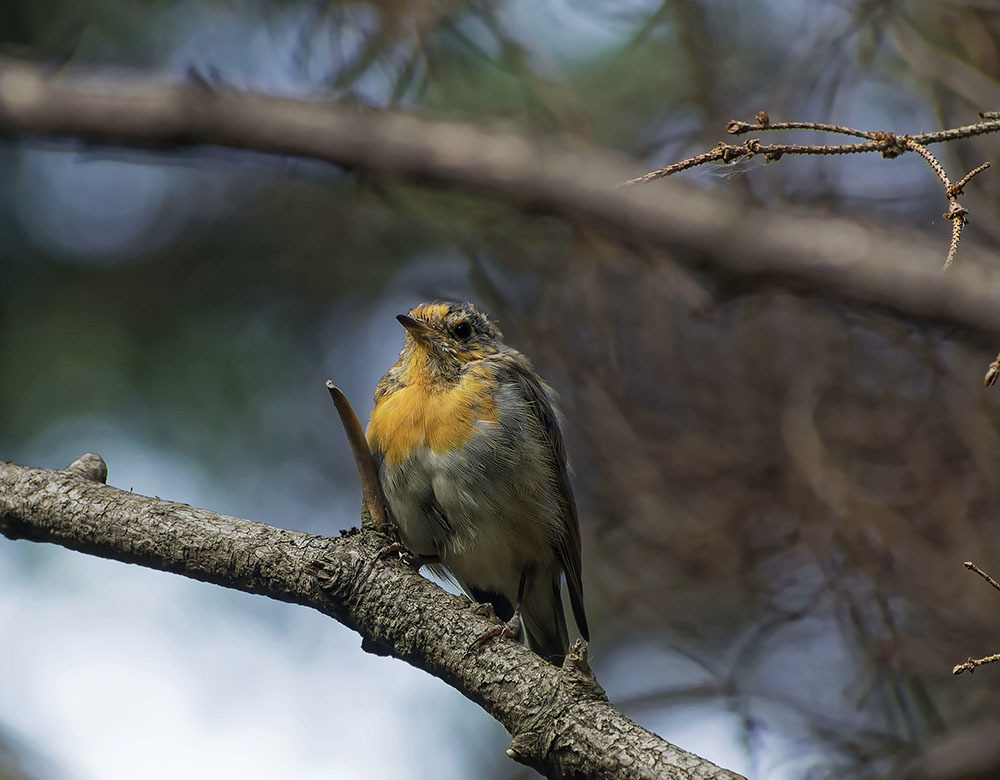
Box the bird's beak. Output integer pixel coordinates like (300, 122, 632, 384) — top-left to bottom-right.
(397, 314, 431, 338)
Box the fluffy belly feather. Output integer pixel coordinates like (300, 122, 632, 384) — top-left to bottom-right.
(380, 443, 552, 597)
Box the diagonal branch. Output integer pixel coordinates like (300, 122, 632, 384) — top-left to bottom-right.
(3, 58, 1000, 342)
(0, 456, 744, 780)
(963, 561, 1000, 593)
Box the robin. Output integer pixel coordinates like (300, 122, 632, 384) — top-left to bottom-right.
(367, 301, 589, 664)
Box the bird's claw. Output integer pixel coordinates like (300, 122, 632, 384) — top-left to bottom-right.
(469, 611, 521, 652)
(375, 543, 438, 569)
(468, 601, 498, 620)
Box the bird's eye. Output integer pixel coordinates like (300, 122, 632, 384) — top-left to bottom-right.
(453, 321, 472, 340)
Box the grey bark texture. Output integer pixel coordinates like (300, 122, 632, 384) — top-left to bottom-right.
(0, 456, 745, 780)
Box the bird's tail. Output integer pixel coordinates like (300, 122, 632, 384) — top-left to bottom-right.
(521, 575, 569, 666)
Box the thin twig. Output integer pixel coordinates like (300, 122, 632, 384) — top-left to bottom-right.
(953, 562, 1000, 675)
(903, 138, 951, 189)
(950, 162, 991, 197)
(898, 138, 971, 271)
(953, 653, 1000, 675)
(913, 120, 1000, 145)
(985, 353, 1000, 387)
(964, 561, 1000, 592)
(623, 139, 887, 186)
(623, 145, 735, 184)
(326, 381, 390, 531)
(944, 204, 967, 271)
(727, 118, 877, 140)
(722, 113, 994, 373)
(726, 117, 1000, 145)
(631, 114, 997, 312)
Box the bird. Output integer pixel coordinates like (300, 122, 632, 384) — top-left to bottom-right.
(366, 301, 588, 664)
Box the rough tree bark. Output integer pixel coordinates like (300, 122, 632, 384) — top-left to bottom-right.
(0, 456, 745, 780)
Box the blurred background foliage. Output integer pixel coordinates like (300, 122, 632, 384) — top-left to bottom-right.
(4, 0, 1000, 778)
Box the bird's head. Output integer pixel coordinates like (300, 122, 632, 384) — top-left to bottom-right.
(395, 302, 503, 383)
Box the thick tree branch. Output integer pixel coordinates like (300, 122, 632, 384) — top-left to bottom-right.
(0, 457, 744, 780)
(3, 56, 1000, 338)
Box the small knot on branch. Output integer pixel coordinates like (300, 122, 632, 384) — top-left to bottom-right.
(727, 112, 772, 135)
(716, 141, 744, 162)
(943, 202, 969, 225)
(872, 131, 905, 158)
(506, 732, 540, 767)
(64, 453, 108, 484)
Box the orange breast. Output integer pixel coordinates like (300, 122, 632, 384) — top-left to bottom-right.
(368, 365, 499, 466)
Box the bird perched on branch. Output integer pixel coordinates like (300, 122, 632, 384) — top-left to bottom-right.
(367, 301, 588, 664)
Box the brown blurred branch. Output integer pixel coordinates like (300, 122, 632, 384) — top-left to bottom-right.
(953, 562, 1000, 676)
(3, 57, 1000, 340)
(0, 457, 744, 780)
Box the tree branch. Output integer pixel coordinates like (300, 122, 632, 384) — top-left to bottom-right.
(0, 456, 744, 780)
(325, 381, 390, 532)
(3, 56, 1000, 339)
(953, 562, 1000, 676)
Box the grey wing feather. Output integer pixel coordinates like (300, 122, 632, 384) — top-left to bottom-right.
(506, 357, 590, 641)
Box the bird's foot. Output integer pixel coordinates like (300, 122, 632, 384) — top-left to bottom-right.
(375, 543, 439, 569)
(467, 600, 497, 619)
(469, 606, 521, 651)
